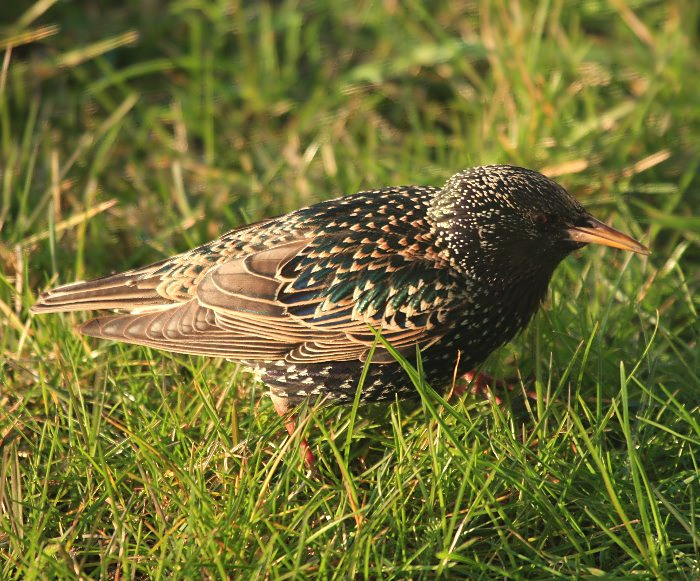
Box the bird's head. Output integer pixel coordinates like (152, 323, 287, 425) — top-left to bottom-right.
(428, 165, 649, 285)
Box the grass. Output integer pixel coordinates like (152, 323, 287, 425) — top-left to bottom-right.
(1, 0, 699, 577)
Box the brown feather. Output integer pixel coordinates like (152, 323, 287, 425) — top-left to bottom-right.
(32, 196, 462, 367)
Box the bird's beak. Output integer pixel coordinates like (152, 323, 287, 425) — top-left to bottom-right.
(566, 216, 650, 255)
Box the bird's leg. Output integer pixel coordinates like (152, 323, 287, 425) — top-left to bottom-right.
(270, 394, 316, 468)
(451, 370, 512, 405)
(452, 370, 540, 405)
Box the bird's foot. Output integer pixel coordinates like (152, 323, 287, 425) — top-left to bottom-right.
(282, 415, 317, 468)
(450, 370, 513, 405)
(270, 394, 317, 468)
(451, 370, 541, 405)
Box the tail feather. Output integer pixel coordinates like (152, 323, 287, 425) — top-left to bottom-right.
(78, 302, 290, 359)
(31, 263, 170, 314)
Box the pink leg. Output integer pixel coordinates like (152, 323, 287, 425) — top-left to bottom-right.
(451, 370, 540, 404)
(450, 370, 513, 405)
(270, 394, 316, 468)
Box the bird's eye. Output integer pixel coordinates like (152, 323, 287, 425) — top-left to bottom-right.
(533, 213, 551, 227)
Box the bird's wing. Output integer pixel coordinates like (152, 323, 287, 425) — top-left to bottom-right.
(55, 229, 465, 364)
(29, 215, 282, 312)
(32, 187, 466, 364)
(268, 229, 466, 363)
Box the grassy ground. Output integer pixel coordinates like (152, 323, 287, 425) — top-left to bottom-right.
(1, 0, 699, 578)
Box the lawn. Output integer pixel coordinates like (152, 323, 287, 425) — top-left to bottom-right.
(1, 0, 699, 578)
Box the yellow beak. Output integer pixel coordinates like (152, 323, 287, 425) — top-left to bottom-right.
(566, 216, 650, 255)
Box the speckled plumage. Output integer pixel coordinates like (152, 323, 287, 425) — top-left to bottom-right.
(31, 165, 648, 405)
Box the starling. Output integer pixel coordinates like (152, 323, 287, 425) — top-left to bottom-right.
(31, 165, 648, 461)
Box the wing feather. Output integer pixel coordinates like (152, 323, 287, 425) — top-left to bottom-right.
(34, 188, 467, 365)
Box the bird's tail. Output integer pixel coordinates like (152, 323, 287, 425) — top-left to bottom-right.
(31, 260, 171, 314)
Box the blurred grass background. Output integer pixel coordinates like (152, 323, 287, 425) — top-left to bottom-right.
(1, 0, 699, 578)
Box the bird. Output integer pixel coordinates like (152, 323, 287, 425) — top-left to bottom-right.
(31, 165, 649, 464)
